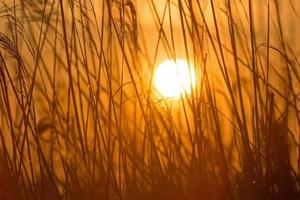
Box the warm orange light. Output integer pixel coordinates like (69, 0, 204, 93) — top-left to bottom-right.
(154, 59, 195, 98)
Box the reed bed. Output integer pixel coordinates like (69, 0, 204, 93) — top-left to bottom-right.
(0, 0, 299, 199)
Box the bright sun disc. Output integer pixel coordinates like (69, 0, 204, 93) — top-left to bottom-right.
(154, 59, 195, 98)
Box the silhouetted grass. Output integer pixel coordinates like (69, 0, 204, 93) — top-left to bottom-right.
(0, 0, 299, 199)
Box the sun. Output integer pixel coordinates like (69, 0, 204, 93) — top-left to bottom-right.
(154, 59, 196, 99)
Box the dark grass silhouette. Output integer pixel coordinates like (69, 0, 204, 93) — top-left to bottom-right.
(0, 0, 299, 199)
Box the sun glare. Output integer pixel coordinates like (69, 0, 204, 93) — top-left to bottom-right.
(154, 59, 196, 99)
